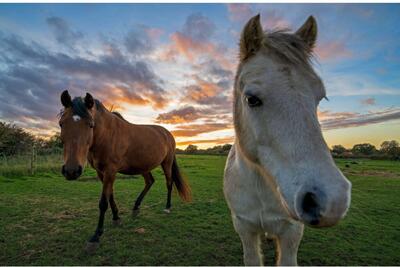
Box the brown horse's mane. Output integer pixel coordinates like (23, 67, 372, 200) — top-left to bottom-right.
(112, 111, 129, 122)
(59, 97, 128, 122)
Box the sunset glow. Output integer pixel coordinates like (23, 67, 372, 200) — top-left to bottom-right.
(0, 4, 399, 149)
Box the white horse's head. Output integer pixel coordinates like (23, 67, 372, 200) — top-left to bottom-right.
(234, 15, 351, 227)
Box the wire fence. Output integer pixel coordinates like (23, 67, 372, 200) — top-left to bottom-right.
(0, 147, 63, 177)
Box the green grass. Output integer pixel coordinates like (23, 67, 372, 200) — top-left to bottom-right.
(0, 155, 399, 265)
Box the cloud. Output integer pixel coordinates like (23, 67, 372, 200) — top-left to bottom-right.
(320, 108, 400, 130)
(172, 123, 231, 137)
(315, 40, 352, 61)
(260, 10, 291, 30)
(193, 59, 234, 85)
(153, 13, 236, 139)
(318, 110, 359, 121)
(46, 16, 83, 50)
(361, 97, 376, 106)
(181, 76, 230, 108)
(0, 30, 169, 136)
(124, 25, 157, 55)
(155, 106, 202, 124)
(227, 4, 253, 22)
(182, 13, 215, 42)
(168, 32, 234, 69)
(158, 13, 235, 71)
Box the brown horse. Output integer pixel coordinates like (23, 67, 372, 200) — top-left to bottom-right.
(59, 90, 191, 251)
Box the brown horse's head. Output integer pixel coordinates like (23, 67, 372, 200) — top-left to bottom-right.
(59, 90, 96, 180)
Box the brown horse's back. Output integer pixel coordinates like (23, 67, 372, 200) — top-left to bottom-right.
(117, 122, 175, 175)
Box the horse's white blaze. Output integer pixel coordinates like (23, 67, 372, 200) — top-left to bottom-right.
(224, 15, 351, 266)
(72, 115, 81, 122)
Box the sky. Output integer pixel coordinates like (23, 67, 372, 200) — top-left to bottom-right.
(0, 3, 399, 149)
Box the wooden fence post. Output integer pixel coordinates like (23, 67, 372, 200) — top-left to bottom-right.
(30, 145, 36, 175)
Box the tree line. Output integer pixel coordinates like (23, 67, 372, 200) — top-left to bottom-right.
(179, 142, 400, 160)
(0, 122, 62, 156)
(1, 122, 399, 160)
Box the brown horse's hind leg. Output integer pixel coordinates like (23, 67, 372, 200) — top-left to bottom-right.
(161, 159, 174, 213)
(132, 172, 155, 216)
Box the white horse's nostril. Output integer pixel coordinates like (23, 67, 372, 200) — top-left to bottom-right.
(301, 192, 321, 225)
(302, 192, 319, 213)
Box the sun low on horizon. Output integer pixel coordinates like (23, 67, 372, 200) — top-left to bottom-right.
(0, 3, 399, 149)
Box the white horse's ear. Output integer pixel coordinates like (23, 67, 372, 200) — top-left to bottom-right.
(240, 14, 263, 61)
(295, 16, 318, 49)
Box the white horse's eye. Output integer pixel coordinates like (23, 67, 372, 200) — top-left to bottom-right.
(245, 94, 263, 107)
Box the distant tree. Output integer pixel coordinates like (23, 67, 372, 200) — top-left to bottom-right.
(185, 144, 198, 154)
(0, 122, 35, 156)
(351, 143, 377, 156)
(380, 140, 400, 160)
(46, 133, 63, 149)
(332, 145, 347, 155)
(222, 144, 233, 153)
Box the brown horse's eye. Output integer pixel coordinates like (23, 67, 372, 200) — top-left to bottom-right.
(245, 94, 262, 107)
(59, 122, 63, 128)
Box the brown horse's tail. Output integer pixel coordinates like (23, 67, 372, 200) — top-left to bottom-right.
(171, 156, 192, 202)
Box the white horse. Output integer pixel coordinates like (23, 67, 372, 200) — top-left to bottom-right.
(224, 15, 351, 266)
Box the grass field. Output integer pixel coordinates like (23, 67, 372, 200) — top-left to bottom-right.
(0, 155, 399, 265)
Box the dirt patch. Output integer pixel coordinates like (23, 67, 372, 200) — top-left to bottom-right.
(53, 210, 78, 220)
(134, 227, 146, 234)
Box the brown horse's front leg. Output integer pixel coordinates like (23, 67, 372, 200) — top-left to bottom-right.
(109, 194, 121, 226)
(86, 180, 113, 253)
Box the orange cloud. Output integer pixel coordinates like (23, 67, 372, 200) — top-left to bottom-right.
(155, 106, 202, 124)
(180, 76, 230, 108)
(318, 110, 359, 120)
(98, 84, 168, 110)
(162, 32, 235, 71)
(184, 77, 220, 100)
(172, 123, 231, 137)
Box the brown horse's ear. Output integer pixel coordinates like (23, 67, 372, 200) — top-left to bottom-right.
(295, 16, 318, 49)
(239, 14, 263, 61)
(85, 93, 94, 109)
(61, 90, 72, 108)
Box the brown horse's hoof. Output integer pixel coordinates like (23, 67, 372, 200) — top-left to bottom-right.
(163, 208, 171, 214)
(85, 241, 99, 254)
(132, 209, 140, 217)
(112, 218, 122, 226)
